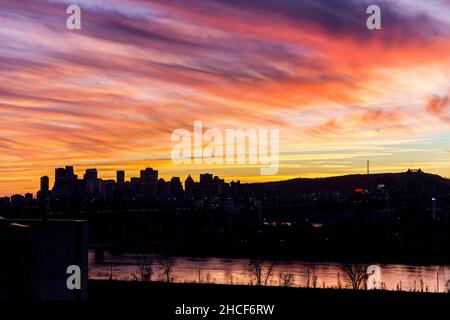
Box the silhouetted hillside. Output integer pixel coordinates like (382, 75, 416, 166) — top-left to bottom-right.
(246, 170, 450, 198)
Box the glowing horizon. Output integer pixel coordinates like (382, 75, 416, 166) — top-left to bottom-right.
(0, 0, 449, 196)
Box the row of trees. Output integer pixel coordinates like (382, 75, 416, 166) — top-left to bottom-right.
(130, 258, 371, 290)
(247, 260, 369, 289)
(132, 257, 175, 282)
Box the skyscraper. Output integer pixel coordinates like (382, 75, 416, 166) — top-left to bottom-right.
(65, 166, 75, 177)
(38, 175, 49, 200)
(170, 177, 183, 198)
(185, 175, 195, 196)
(53, 166, 77, 199)
(83, 169, 98, 182)
(40, 176, 49, 194)
(199, 173, 214, 195)
(84, 169, 98, 195)
(140, 167, 158, 199)
(54, 168, 66, 185)
(116, 170, 125, 185)
(140, 167, 158, 185)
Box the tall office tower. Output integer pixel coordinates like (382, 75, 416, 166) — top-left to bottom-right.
(140, 167, 158, 198)
(185, 175, 195, 196)
(140, 167, 158, 185)
(54, 168, 66, 185)
(65, 166, 75, 177)
(83, 169, 99, 195)
(53, 167, 77, 199)
(213, 176, 225, 194)
(157, 178, 167, 198)
(199, 173, 213, 184)
(40, 176, 49, 194)
(37, 175, 50, 201)
(116, 170, 125, 185)
(199, 173, 214, 195)
(83, 169, 98, 182)
(170, 177, 183, 198)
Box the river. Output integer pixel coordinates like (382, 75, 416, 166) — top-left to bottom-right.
(88, 250, 450, 293)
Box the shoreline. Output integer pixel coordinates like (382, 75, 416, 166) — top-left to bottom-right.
(94, 244, 450, 266)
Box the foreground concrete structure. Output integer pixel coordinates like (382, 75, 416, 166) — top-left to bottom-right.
(0, 219, 88, 300)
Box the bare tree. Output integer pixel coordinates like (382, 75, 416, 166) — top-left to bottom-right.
(247, 259, 275, 286)
(341, 264, 368, 290)
(226, 273, 235, 285)
(204, 272, 216, 284)
(312, 274, 318, 288)
(337, 272, 343, 289)
(248, 260, 263, 285)
(132, 257, 153, 281)
(159, 257, 176, 282)
(278, 272, 295, 287)
(305, 268, 310, 288)
(197, 270, 215, 284)
(108, 264, 115, 280)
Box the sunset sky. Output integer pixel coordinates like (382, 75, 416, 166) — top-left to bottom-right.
(0, 0, 449, 196)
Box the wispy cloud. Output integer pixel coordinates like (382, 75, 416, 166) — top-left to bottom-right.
(0, 0, 449, 194)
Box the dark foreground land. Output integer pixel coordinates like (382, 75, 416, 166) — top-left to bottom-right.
(6, 280, 449, 319)
(86, 280, 450, 319)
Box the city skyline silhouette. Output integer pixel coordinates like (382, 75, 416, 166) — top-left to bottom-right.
(0, 0, 449, 196)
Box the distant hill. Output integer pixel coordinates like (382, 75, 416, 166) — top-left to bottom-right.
(246, 170, 450, 198)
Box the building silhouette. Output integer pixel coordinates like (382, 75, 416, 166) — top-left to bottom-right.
(37, 176, 49, 200)
(116, 170, 125, 185)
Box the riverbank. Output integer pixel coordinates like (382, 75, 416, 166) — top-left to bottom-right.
(88, 280, 450, 318)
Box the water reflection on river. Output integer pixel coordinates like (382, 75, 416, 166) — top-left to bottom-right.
(88, 251, 450, 293)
